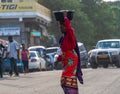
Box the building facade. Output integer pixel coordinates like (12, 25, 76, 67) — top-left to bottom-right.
(0, 0, 51, 47)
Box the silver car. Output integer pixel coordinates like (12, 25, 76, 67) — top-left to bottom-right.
(78, 42, 89, 68)
(45, 47, 60, 70)
(89, 39, 120, 68)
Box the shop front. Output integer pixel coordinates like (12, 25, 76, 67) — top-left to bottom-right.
(0, 1, 51, 47)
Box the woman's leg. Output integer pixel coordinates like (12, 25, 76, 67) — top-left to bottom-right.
(23, 61, 29, 73)
(62, 86, 79, 94)
(25, 61, 29, 73)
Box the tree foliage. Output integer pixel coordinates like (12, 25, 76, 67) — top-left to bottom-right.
(38, 0, 119, 50)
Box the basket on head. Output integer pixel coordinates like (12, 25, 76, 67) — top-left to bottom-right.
(53, 10, 74, 21)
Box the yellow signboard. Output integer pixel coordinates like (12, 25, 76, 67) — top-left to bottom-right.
(0, 2, 36, 12)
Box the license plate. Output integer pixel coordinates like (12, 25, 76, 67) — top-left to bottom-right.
(98, 56, 108, 58)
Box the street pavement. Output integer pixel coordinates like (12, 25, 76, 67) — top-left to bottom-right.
(0, 68, 120, 94)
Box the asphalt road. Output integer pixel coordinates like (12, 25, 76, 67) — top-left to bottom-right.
(0, 68, 120, 94)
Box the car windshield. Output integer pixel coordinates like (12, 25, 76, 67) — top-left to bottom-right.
(45, 48, 58, 54)
(56, 48, 61, 54)
(29, 48, 45, 57)
(96, 41, 120, 49)
(79, 45, 86, 52)
(30, 52, 36, 57)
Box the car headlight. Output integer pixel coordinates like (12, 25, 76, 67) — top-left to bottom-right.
(111, 51, 119, 55)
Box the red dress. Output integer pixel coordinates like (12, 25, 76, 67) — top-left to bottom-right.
(57, 17, 78, 89)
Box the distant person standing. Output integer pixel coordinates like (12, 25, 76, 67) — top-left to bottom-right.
(0, 43, 5, 78)
(21, 43, 29, 74)
(7, 36, 20, 77)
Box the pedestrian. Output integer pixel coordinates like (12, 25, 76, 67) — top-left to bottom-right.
(21, 43, 29, 74)
(0, 43, 5, 78)
(54, 10, 83, 94)
(7, 36, 20, 77)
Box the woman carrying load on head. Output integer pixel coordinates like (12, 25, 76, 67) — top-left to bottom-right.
(54, 10, 84, 94)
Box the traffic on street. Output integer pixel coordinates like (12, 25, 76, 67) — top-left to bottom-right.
(0, 0, 120, 94)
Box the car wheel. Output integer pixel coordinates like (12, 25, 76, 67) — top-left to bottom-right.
(39, 63, 42, 71)
(55, 62, 62, 70)
(115, 61, 120, 68)
(46, 62, 50, 70)
(90, 61, 98, 69)
(84, 62, 89, 68)
(45, 62, 48, 71)
(115, 56, 120, 68)
(102, 63, 108, 68)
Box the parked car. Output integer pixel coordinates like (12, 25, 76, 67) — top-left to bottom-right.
(29, 51, 46, 71)
(45, 47, 60, 70)
(54, 48, 62, 62)
(54, 42, 89, 69)
(28, 46, 45, 58)
(89, 39, 120, 68)
(78, 42, 89, 68)
(54, 48, 63, 70)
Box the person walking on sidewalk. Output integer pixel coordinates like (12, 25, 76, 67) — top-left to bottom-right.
(21, 43, 29, 74)
(0, 43, 5, 78)
(7, 36, 20, 77)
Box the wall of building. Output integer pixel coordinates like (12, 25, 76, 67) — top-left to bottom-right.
(15, 0, 37, 2)
(0, 0, 51, 47)
(0, 0, 37, 2)
(23, 0, 37, 2)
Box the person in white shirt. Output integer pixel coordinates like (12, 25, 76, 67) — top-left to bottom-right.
(7, 36, 20, 77)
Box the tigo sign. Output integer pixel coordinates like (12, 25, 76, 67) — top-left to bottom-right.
(0, 2, 36, 12)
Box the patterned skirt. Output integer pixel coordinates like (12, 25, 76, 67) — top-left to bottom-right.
(61, 76, 79, 94)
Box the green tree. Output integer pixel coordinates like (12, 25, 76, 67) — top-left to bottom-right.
(38, 0, 116, 50)
(81, 0, 115, 40)
(38, 0, 95, 49)
(110, 5, 120, 37)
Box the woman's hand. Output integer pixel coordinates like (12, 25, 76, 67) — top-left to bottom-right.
(60, 10, 68, 17)
(63, 11, 67, 17)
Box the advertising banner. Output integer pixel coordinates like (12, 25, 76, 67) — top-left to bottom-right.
(30, 31, 41, 37)
(0, 2, 36, 12)
(0, 27, 20, 36)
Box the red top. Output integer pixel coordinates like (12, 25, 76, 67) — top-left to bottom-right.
(61, 17, 76, 52)
(21, 50, 28, 61)
(57, 17, 78, 77)
(57, 17, 76, 61)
